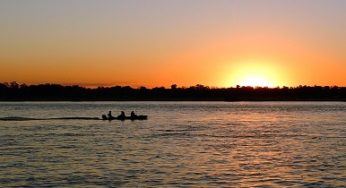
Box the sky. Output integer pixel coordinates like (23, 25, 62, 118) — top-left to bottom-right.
(0, 0, 345, 88)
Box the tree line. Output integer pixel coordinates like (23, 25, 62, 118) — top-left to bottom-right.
(0, 82, 345, 101)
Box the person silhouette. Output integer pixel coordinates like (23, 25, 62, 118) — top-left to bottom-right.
(107, 111, 114, 119)
(130, 111, 137, 118)
(118, 111, 126, 119)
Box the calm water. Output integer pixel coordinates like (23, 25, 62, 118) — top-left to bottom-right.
(0, 102, 345, 187)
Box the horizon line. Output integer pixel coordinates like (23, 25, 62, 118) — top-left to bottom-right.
(2, 81, 346, 89)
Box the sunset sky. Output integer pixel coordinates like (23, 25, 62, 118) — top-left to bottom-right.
(1, 0, 345, 88)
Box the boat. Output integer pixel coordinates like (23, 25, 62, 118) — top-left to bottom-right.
(102, 114, 148, 121)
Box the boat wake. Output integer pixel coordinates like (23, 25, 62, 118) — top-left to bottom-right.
(0, 116, 101, 121)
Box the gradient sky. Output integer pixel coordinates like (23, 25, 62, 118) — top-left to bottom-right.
(1, 0, 345, 87)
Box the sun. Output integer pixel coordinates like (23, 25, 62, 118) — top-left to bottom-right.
(239, 75, 273, 87)
(223, 59, 285, 88)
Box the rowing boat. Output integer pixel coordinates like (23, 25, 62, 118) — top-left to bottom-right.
(102, 115, 148, 121)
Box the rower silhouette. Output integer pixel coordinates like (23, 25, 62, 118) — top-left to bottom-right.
(131, 111, 137, 118)
(108, 111, 114, 119)
(118, 111, 126, 119)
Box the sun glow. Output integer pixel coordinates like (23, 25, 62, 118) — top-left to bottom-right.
(224, 59, 286, 88)
(239, 75, 274, 87)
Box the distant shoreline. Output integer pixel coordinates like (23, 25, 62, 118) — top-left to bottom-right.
(0, 100, 345, 102)
(1, 83, 345, 102)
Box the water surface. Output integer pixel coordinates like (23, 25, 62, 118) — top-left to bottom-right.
(0, 102, 345, 187)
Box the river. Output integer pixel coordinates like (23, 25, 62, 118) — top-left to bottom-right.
(0, 102, 345, 187)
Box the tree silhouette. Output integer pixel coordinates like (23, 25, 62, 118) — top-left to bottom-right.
(0, 82, 345, 101)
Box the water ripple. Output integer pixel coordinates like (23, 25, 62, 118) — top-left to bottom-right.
(0, 102, 345, 187)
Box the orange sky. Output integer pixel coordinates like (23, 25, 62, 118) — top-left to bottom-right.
(1, 1, 345, 88)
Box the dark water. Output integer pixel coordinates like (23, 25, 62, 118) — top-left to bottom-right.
(0, 102, 345, 187)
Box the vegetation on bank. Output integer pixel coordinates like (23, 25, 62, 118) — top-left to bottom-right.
(0, 82, 345, 101)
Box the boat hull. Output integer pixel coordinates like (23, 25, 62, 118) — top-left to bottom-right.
(102, 115, 148, 121)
